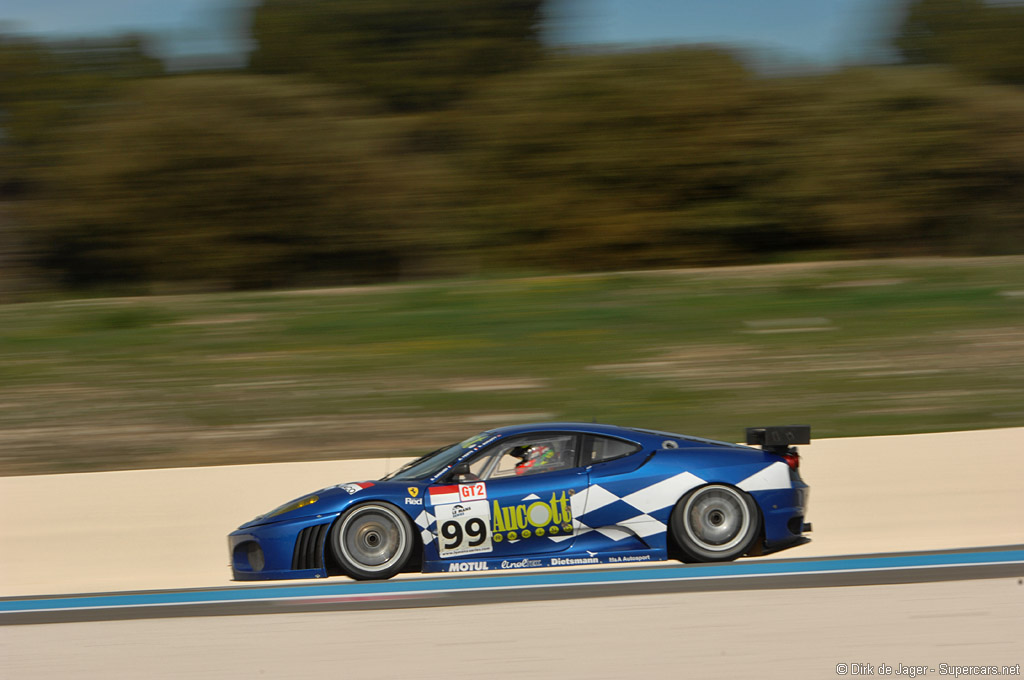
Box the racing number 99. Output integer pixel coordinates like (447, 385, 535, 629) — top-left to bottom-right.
(441, 518, 487, 550)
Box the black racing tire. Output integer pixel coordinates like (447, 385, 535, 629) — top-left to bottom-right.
(330, 502, 415, 580)
(670, 484, 760, 563)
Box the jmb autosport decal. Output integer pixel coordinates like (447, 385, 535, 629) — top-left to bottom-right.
(432, 489, 574, 558)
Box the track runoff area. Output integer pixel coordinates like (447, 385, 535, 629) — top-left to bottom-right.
(2, 544, 1021, 625)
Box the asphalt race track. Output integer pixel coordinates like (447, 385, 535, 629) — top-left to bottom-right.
(2, 429, 1023, 679)
(2, 545, 1022, 625)
(3, 571, 1021, 680)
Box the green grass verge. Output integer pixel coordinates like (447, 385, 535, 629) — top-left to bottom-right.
(2, 257, 1023, 475)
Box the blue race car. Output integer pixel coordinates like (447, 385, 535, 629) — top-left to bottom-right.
(228, 423, 811, 581)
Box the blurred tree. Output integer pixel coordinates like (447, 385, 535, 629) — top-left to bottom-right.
(762, 67, 1024, 256)
(248, 0, 544, 111)
(23, 75, 461, 290)
(895, 0, 1024, 85)
(0, 33, 163, 294)
(428, 47, 808, 270)
(9, 20, 1024, 294)
(425, 48, 1024, 270)
(0, 33, 161, 150)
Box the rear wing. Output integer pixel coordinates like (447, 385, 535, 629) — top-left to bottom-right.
(745, 425, 811, 454)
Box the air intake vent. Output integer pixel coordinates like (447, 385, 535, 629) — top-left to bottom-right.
(292, 523, 330, 571)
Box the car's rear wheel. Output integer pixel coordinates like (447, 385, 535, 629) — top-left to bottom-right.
(330, 502, 415, 580)
(670, 484, 760, 562)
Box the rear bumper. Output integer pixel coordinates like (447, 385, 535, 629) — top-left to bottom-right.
(752, 482, 810, 551)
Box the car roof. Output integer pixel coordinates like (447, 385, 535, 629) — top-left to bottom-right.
(485, 422, 747, 450)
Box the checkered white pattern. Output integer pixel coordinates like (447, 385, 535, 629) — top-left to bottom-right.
(414, 509, 435, 545)
(570, 471, 706, 543)
(569, 465, 792, 544)
(736, 462, 791, 492)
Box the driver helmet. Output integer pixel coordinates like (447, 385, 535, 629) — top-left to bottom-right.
(515, 443, 557, 475)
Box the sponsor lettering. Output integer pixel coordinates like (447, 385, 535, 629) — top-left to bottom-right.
(450, 504, 468, 518)
(500, 559, 543, 569)
(491, 491, 572, 538)
(405, 497, 423, 506)
(608, 555, 652, 563)
(550, 557, 599, 566)
(447, 561, 489, 572)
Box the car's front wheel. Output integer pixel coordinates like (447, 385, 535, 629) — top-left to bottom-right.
(330, 502, 415, 580)
(670, 484, 760, 562)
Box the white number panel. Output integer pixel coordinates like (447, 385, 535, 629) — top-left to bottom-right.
(434, 500, 492, 558)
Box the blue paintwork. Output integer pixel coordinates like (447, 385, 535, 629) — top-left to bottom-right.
(227, 422, 810, 581)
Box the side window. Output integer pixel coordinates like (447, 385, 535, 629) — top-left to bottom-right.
(585, 435, 641, 464)
(482, 434, 578, 480)
(466, 451, 493, 480)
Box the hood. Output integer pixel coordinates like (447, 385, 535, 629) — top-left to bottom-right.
(236, 479, 425, 529)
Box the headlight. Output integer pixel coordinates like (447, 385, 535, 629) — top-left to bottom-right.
(264, 494, 319, 519)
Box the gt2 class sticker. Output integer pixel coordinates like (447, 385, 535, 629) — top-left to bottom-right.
(434, 500, 493, 558)
(428, 483, 487, 506)
(459, 482, 487, 502)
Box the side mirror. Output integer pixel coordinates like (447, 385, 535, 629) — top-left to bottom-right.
(450, 463, 472, 483)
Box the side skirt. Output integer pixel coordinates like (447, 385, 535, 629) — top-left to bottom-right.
(425, 548, 666, 574)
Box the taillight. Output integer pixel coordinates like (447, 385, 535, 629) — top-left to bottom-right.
(782, 452, 800, 470)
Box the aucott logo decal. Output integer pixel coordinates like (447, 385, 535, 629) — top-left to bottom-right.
(491, 491, 572, 542)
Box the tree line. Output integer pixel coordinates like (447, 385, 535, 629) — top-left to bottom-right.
(1, 0, 1023, 293)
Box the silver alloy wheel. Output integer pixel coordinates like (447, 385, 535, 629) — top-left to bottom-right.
(337, 504, 408, 573)
(682, 485, 751, 553)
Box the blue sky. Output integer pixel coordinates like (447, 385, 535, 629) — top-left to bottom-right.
(0, 0, 896, 65)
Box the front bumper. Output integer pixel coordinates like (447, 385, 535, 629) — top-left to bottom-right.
(229, 514, 338, 581)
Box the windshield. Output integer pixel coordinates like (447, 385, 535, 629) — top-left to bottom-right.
(382, 431, 497, 482)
